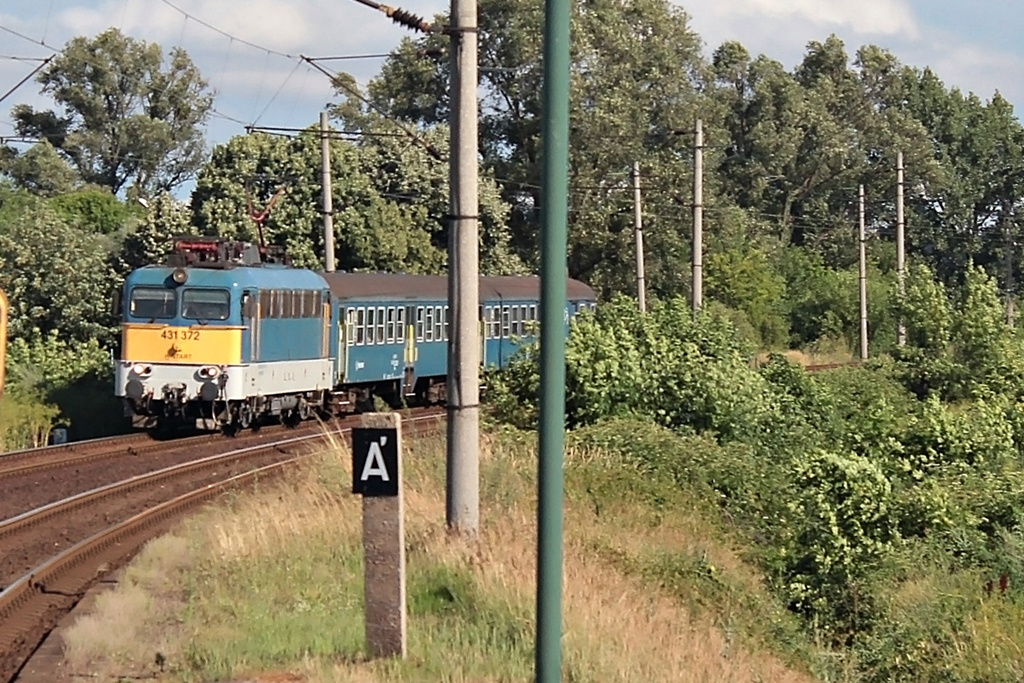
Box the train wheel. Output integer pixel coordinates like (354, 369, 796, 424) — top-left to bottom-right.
(297, 398, 312, 421)
(236, 402, 253, 430)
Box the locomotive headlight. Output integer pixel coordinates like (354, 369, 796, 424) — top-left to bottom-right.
(198, 365, 220, 379)
(171, 268, 188, 285)
(131, 364, 153, 377)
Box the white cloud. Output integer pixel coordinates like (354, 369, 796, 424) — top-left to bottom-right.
(718, 0, 919, 38)
(684, 0, 920, 66)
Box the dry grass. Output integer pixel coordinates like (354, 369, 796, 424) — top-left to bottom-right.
(62, 534, 192, 679)
(62, 424, 817, 682)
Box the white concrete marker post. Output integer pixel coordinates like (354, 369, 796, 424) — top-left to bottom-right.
(352, 412, 406, 658)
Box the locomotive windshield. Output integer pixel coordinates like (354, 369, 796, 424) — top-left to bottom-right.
(182, 288, 231, 321)
(129, 287, 176, 319)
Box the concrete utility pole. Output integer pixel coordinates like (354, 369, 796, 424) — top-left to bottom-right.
(859, 184, 869, 360)
(320, 111, 336, 272)
(632, 161, 647, 313)
(896, 150, 906, 346)
(692, 118, 703, 314)
(1005, 204, 1016, 326)
(446, 0, 480, 534)
(0, 289, 8, 399)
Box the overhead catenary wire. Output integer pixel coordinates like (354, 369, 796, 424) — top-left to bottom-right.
(301, 55, 444, 162)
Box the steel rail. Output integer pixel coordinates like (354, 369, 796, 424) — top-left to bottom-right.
(0, 432, 220, 481)
(0, 411, 445, 682)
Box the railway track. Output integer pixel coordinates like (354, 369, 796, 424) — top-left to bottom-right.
(0, 431, 217, 484)
(0, 409, 444, 683)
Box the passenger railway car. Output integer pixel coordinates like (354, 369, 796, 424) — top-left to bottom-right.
(115, 237, 596, 432)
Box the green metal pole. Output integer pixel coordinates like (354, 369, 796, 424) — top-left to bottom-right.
(537, 0, 570, 676)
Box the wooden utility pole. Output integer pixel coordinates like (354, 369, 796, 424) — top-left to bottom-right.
(859, 184, 869, 360)
(632, 161, 647, 313)
(896, 150, 906, 346)
(692, 118, 703, 314)
(320, 111, 336, 272)
(447, 0, 480, 534)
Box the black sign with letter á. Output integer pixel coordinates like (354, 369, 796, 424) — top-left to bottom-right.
(352, 427, 399, 496)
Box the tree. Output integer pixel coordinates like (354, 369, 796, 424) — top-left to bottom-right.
(11, 28, 213, 196)
(711, 37, 936, 264)
(360, 0, 708, 297)
(0, 190, 118, 344)
(0, 140, 79, 196)
(191, 126, 523, 274)
(114, 191, 191, 275)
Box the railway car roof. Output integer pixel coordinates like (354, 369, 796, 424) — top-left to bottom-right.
(319, 272, 595, 302)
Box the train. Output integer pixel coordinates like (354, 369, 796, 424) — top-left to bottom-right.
(114, 236, 597, 432)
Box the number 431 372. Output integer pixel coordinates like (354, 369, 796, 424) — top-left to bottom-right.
(161, 329, 200, 341)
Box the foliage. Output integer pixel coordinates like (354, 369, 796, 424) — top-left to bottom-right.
(705, 246, 789, 347)
(0, 389, 61, 451)
(6, 331, 112, 395)
(0, 191, 119, 344)
(362, 0, 707, 296)
(0, 139, 79, 196)
(892, 263, 1024, 399)
(191, 127, 523, 274)
(11, 27, 213, 195)
(50, 188, 137, 235)
(113, 191, 190, 275)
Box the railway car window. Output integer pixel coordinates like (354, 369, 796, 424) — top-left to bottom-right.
(283, 290, 294, 318)
(260, 291, 270, 318)
(268, 290, 277, 318)
(425, 307, 434, 342)
(182, 289, 230, 321)
(489, 307, 500, 339)
(386, 307, 396, 343)
(366, 307, 377, 345)
(441, 306, 448, 341)
(376, 307, 386, 344)
(397, 307, 406, 343)
(346, 308, 356, 346)
(434, 306, 444, 342)
(356, 308, 366, 345)
(501, 306, 511, 338)
(129, 287, 176, 319)
(416, 307, 425, 341)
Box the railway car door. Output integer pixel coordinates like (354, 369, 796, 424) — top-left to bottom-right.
(403, 304, 417, 395)
(340, 307, 352, 381)
(243, 290, 259, 361)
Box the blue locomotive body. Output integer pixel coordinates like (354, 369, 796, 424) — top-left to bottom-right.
(115, 238, 596, 431)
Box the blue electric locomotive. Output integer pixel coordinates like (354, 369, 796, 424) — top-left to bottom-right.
(115, 237, 596, 431)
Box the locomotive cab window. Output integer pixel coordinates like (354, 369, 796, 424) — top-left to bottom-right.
(129, 287, 176, 319)
(182, 289, 230, 321)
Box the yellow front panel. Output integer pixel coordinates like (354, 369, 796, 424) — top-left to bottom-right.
(122, 324, 244, 365)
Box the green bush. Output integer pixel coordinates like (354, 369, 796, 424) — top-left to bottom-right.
(0, 389, 61, 451)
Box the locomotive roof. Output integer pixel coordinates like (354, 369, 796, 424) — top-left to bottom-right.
(126, 264, 330, 290)
(319, 272, 595, 302)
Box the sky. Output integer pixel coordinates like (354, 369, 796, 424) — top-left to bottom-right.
(0, 0, 1023, 154)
